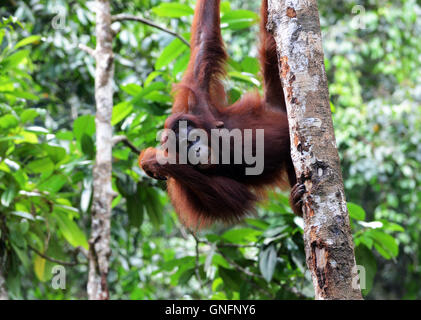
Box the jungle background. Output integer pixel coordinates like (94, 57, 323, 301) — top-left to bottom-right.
(0, 0, 420, 299)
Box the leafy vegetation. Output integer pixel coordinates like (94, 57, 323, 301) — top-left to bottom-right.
(0, 0, 419, 299)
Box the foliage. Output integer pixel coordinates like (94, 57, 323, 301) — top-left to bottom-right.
(0, 0, 418, 300)
(0, 17, 89, 298)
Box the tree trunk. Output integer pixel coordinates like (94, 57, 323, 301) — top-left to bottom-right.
(267, 0, 362, 299)
(0, 267, 8, 300)
(87, 0, 114, 300)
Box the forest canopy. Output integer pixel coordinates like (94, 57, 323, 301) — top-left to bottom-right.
(0, 0, 420, 300)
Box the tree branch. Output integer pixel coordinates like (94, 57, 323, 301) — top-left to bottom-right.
(29, 245, 83, 267)
(218, 250, 264, 279)
(191, 233, 203, 286)
(112, 135, 141, 154)
(76, 246, 89, 259)
(78, 44, 96, 57)
(112, 14, 190, 47)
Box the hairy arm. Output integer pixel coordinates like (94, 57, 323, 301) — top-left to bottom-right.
(173, 0, 228, 115)
(259, 0, 286, 110)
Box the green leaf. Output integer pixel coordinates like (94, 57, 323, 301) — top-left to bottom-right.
(0, 29, 5, 47)
(26, 157, 54, 174)
(212, 254, 230, 268)
(359, 233, 374, 249)
(206, 234, 222, 243)
(2, 49, 30, 69)
(0, 114, 19, 130)
(112, 101, 133, 126)
(240, 281, 251, 299)
(54, 210, 89, 250)
(33, 255, 48, 282)
(155, 38, 188, 70)
(379, 220, 405, 232)
(139, 82, 167, 99)
(347, 202, 366, 220)
(221, 10, 258, 30)
(15, 131, 38, 144)
(56, 130, 74, 141)
(9, 229, 26, 248)
(3, 90, 39, 100)
(73, 115, 95, 141)
(152, 3, 194, 18)
(228, 71, 259, 86)
(241, 57, 259, 75)
(81, 134, 95, 159)
(14, 35, 41, 50)
(126, 194, 144, 228)
(121, 84, 142, 96)
(43, 144, 66, 164)
(26, 126, 49, 134)
(0, 141, 9, 158)
(218, 267, 241, 291)
(116, 175, 137, 197)
(144, 91, 171, 103)
(10, 211, 35, 220)
(161, 256, 195, 271)
(38, 174, 67, 193)
(368, 230, 399, 258)
(19, 219, 29, 234)
(222, 227, 261, 243)
(245, 218, 269, 230)
(355, 245, 377, 295)
(263, 225, 289, 238)
(178, 268, 195, 285)
(20, 109, 39, 123)
(259, 244, 277, 282)
(228, 88, 241, 104)
(227, 58, 242, 71)
(220, 1, 231, 13)
(143, 187, 163, 228)
(130, 82, 167, 109)
(173, 51, 190, 76)
(374, 242, 391, 259)
(1, 184, 16, 207)
(330, 101, 336, 113)
(11, 243, 30, 269)
(144, 71, 162, 86)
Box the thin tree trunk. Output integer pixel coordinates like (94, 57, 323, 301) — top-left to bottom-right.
(267, 0, 362, 299)
(0, 221, 8, 300)
(87, 0, 114, 300)
(0, 267, 8, 300)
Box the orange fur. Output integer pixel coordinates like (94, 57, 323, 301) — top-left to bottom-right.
(139, 0, 302, 229)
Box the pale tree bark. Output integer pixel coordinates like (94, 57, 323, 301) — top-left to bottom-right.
(1, 222, 8, 300)
(267, 0, 362, 299)
(84, 0, 115, 300)
(0, 268, 8, 300)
